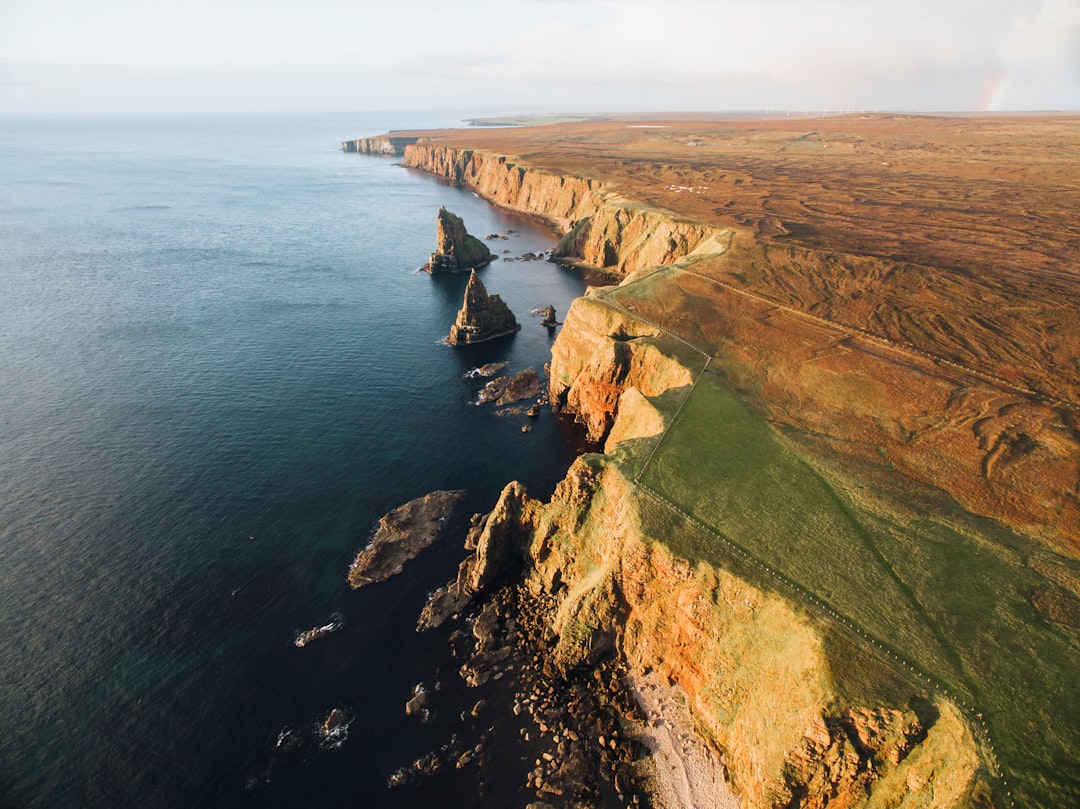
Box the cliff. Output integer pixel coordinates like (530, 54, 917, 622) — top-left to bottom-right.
(541, 259, 1078, 808)
(425, 207, 493, 274)
(404, 137, 1079, 557)
(447, 270, 520, 346)
(400, 128, 1080, 807)
(451, 462, 990, 809)
(403, 143, 731, 275)
(342, 135, 421, 155)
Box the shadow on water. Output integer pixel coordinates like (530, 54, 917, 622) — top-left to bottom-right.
(0, 115, 605, 809)
(133, 563, 311, 653)
(85, 502, 554, 809)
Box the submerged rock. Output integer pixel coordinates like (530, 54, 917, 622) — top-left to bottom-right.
(447, 270, 521, 346)
(347, 490, 464, 589)
(321, 708, 347, 734)
(318, 707, 353, 749)
(294, 612, 345, 648)
(425, 207, 493, 274)
(464, 361, 509, 379)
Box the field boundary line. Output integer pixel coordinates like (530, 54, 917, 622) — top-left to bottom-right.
(670, 261, 1076, 412)
(632, 480, 1011, 804)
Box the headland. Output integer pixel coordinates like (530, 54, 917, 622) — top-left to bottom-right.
(349, 113, 1080, 808)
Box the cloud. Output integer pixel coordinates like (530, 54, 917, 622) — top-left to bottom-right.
(405, 0, 1078, 109)
(1002, 0, 1080, 68)
(1, 0, 1077, 112)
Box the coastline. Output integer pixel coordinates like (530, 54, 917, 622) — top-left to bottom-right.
(346, 116, 1080, 808)
(0, 114, 607, 809)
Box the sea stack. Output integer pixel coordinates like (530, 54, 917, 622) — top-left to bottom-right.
(425, 207, 493, 273)
(447, 270, 520, 346)
(536, 304, 558, 327)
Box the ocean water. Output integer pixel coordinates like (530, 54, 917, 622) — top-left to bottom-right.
(0, 114, 595, 808)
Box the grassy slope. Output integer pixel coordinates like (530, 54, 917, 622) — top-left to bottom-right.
(590, 277, 1080, 807)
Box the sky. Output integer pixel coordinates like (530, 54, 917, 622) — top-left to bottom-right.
(1, 0, 1078, 115)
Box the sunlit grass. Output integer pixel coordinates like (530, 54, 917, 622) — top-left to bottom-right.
(632, 369, 1080, 806)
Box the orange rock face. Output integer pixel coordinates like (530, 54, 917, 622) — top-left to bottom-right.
(400, 114, 1080, 557)
(387, 114, 1080, 807)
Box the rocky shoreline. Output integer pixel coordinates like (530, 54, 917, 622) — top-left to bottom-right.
(350, 480, 737, 809)
(331, 122, 1055, 806)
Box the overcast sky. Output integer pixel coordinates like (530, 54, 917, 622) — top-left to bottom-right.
(1, 0, 1078, 115)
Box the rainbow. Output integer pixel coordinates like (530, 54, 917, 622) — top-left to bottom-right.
(979, 74, 1007, 111)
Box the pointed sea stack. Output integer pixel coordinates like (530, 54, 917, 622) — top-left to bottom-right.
(447, 270, 520, 346)
(425, 207, 493, 274)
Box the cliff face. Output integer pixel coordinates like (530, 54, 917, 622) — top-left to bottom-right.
(545, 291, 694, 443)
(342, 135, 420, 155)
(404, 144, 603, 232)
(464, 461, 986, 809)
(403, 144, 732, 274)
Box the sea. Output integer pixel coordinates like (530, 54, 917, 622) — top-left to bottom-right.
(0, 112, 598, 808)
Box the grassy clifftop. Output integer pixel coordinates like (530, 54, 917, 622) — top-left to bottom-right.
(547, 266, 1080, 807)
(392, 114, 1080, 807)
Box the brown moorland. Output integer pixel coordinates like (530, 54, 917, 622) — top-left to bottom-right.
(401, 114, 1080, 403)
(374, 114, 1080, 807)
(398, 114, 1080, 553)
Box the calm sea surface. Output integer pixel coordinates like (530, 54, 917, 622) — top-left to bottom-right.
(0, 113, 593, 807)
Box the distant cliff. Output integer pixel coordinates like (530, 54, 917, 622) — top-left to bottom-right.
(402, 144, 728, 275)
(392, 128, 1080, 806)
(342, 135, 421, 155)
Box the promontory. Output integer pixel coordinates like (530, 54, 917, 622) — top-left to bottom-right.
(348, 114, 1080, 808)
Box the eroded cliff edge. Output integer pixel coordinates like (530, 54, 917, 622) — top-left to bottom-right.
(403, 144, 731, 276)
(342, 135, 420, 155)
(402, 138, 1079, 556)
(403, 134, 1080, 807)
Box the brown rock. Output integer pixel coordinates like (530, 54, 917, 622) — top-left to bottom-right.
(477, 367, 542, 406)
(425, 207, 492, 274)
(447, 270, 520, 345)
(347, 490, 464, 589)
(321, 708, 346, 733)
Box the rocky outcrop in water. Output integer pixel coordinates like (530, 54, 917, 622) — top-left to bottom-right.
(294, 612, 345, 648)
(447, 270, 520, 346)
(477, 368, 541, 406)
(533, 305, 558, 327)
(347, 490, 464, 589)
(425, 207, 493, 274)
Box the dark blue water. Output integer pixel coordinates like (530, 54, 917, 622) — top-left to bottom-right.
(0, 114, 593, 808)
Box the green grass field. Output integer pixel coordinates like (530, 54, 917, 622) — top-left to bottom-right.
(628, 366, 1080, 807)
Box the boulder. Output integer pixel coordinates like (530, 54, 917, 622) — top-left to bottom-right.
(447, 270, 521, 346)
(425, 207, 493, 273)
